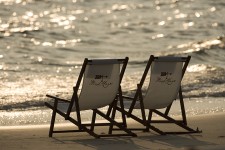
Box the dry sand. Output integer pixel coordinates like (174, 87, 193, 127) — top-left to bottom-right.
(0, 112, 225, 150)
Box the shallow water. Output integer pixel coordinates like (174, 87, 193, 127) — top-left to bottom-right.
(0, 0, 225, 126)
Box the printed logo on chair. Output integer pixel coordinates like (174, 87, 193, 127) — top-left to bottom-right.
(156, 72, 176, 85)
(89, 75, 112, 88)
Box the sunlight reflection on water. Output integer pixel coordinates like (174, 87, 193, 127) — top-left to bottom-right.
(0, 0, 225, 126)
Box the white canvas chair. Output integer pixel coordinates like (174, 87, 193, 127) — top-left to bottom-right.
(45, 57, 136, 138)
(115, 55, 201, 135)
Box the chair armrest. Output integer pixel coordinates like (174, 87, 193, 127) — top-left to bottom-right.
(46, 94, 70, 103)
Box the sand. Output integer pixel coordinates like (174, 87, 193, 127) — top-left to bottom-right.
(0, 112, 225, 150)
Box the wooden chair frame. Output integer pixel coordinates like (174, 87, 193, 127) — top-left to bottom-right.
(45, 57, 137, 138)
(114, 55, 201, 135)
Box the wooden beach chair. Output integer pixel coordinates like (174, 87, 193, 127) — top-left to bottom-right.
(45, 57, 136, 138)
(115, 55, 201, 135)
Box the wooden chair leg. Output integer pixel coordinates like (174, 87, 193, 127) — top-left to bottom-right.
(49, 109, 57, 137)
(145, 110, 153, 132)
(119, 98, 127, 127)
(49, 99, 59, 137)
(107, 101, 115, 117)
(165, 103, 172, 116)
(90, 110, 97, 131)
(96, 109, 136, 137)
(179, 89, 187, 125)
(108, 104, 117, 134)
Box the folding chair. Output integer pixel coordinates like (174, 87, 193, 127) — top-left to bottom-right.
(45, 57, 136, 138)
(115, 55, 201, 135)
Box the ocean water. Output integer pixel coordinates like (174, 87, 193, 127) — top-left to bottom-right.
(0, 0, 225, 126)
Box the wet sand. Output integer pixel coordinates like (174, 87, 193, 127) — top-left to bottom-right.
(1, 112, 225, 150)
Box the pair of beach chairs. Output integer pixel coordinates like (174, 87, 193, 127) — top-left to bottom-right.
(45, 55, 201, 138)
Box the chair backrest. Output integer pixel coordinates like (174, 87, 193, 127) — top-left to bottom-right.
(78, 59, 126, 110)
(142, 56, 190, 109)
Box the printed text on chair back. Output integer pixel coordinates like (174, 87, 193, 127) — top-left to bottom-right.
(78, 59, 120, 110)
(143, 61, 183, 109)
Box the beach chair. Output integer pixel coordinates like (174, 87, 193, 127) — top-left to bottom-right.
(45, 57, 136, 138)
(115, 55, 201, 135)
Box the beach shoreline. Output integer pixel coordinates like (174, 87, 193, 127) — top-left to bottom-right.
(1, 112, 225, 150)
